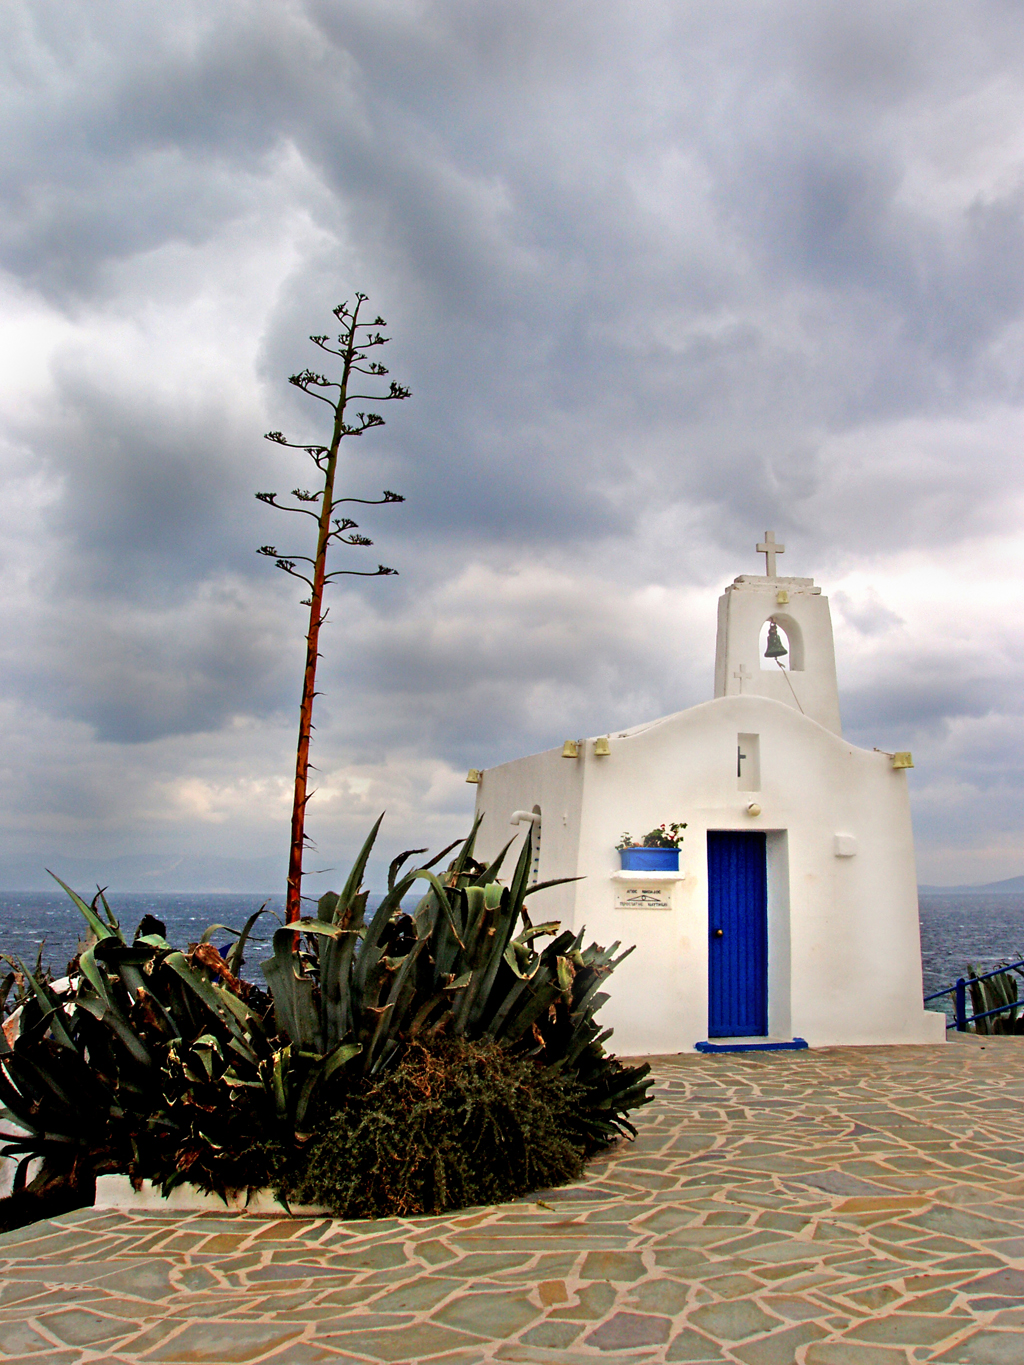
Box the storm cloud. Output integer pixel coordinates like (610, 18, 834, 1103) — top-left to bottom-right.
(1, 0, 1023, 888)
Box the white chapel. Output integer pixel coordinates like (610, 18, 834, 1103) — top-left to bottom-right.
(471, 536, 945, 1055)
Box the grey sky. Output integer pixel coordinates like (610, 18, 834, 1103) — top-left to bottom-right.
(1, 0, 1023, 890)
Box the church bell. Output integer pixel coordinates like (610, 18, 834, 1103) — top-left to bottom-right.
(764, 621, 788, 659)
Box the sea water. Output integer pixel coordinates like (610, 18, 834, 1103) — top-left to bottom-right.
(0, 892, 288, 978)
(0, 888, 1022, 1001)
(918, 891, 1024, 1009)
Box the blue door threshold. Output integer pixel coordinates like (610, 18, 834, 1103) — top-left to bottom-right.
(695, 1037, 808, 1053)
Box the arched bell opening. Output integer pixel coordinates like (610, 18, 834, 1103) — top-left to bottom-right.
(758, 614, 805, 671)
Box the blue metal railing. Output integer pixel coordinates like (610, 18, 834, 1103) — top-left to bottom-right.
(924, 957, 1024, 1032)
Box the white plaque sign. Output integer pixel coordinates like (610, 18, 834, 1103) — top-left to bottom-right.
(615, 883, 673, 911)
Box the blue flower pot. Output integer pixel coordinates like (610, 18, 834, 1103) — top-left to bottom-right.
(619, 847, 679, 872)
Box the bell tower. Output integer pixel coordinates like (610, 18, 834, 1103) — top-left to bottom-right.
(713, 533, 842, 735)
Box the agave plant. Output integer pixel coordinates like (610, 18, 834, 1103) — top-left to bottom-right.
(265, 815, 651, 1144)
(0, 818, 651, 1228)
(0, 884, 303, 1203)
(967, 961, 1024, 1035)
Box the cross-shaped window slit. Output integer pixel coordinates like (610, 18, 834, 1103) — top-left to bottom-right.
(737, 733, 760, 791)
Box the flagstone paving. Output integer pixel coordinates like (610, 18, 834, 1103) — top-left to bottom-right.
(3, 1037, 1024, 1363)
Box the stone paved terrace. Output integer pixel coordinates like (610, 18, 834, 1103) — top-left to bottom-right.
(3, 1038, 1024, 1364)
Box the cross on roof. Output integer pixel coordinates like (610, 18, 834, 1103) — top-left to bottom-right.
(757, 531, 785, 577)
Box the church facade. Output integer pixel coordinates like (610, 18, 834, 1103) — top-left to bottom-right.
(471, 537, 945, 1055)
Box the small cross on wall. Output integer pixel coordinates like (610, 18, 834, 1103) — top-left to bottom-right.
(733, 664, 752, 693)
(757, 531, 785, 577)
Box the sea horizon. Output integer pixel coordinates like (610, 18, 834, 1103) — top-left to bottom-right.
(1, 888, 1023, 1017)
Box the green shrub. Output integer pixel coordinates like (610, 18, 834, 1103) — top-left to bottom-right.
(284, 1037, 589, 1218)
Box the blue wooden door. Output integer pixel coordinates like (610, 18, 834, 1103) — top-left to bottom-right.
(707, 831, 768, 1037)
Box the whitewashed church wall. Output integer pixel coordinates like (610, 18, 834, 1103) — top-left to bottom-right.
(473, 750, 584, 930)
(572, 700, 741, 1054)
(573, 697, 941, 1053)
(473, 694, 944, 1054)
(785, 777, 941, 1046)
(765, 830, 792, 1042)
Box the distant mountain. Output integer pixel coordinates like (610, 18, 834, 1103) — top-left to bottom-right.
(0, 852, 286, 894)
(919, 875, 1024, 895)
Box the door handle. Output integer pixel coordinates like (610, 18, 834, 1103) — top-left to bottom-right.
(712, 928, 723, 938)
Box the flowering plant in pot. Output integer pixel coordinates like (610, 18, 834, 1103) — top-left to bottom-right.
(616, 823, 686, 872)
